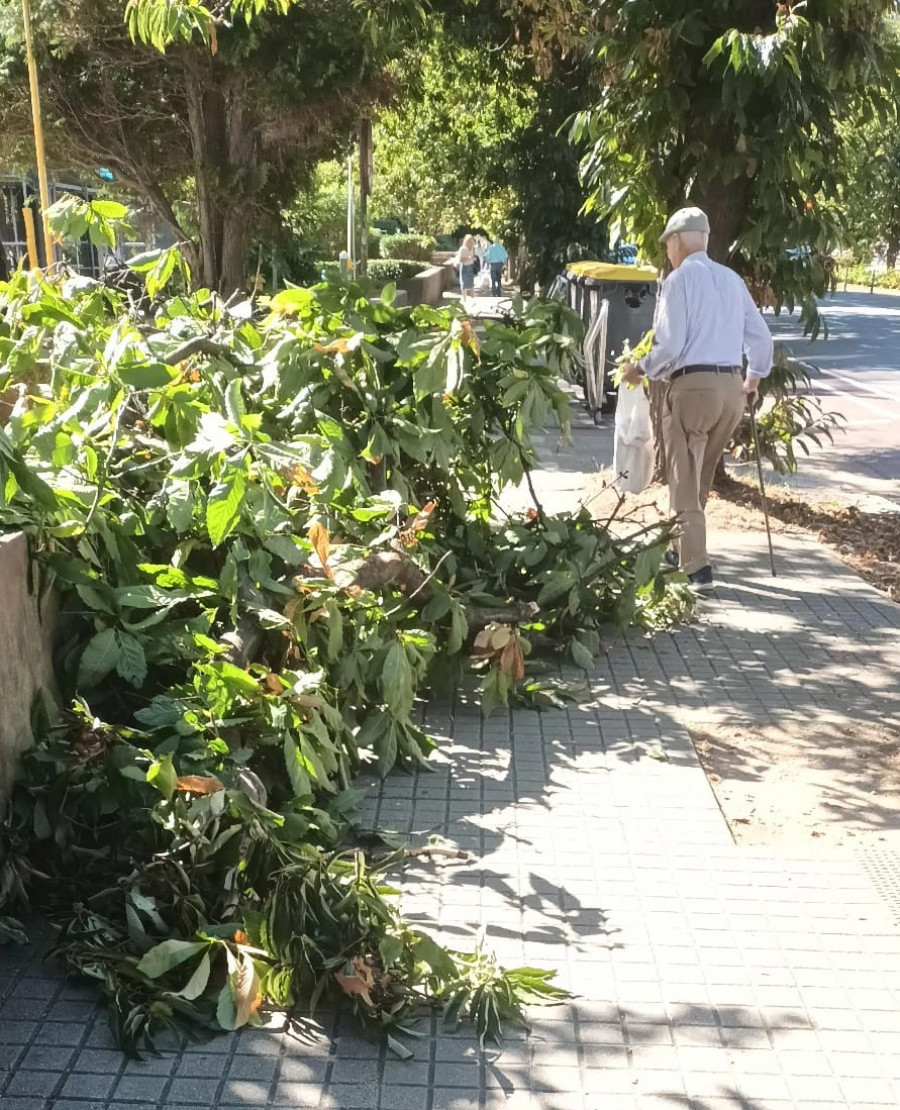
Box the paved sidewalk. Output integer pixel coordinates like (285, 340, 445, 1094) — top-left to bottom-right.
(3, 405, 900, 1110)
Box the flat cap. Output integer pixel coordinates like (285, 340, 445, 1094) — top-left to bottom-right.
(659, 206, 710, 242)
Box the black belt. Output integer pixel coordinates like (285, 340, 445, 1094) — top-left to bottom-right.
(670, 364, 741, 380)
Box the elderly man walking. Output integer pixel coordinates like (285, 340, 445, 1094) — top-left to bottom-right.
(621, 206, 773, 590)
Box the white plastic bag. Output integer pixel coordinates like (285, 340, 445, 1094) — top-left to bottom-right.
(613, 384, 654, 494)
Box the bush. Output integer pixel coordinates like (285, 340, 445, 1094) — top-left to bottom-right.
(379, 233, 436, 261)
(838, 263, 900, 290)
(729, 350, 844, 474)
(367, 258, 429, 284)
(372, 216, 407, 235)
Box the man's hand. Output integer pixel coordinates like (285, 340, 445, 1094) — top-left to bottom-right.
(620, 362, 644, 387)
(743, 376, 760, 401)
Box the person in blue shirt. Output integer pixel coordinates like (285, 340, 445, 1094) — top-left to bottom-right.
(484, 237, 509, 297)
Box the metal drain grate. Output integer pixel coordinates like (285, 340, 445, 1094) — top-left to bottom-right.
(856, 847, 900, 930)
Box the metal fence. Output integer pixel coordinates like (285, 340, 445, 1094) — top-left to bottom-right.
(2, 175, 166, 277)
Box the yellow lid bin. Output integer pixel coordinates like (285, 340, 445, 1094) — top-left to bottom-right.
(562, 261, 658, 421)
(566, 260, 659, 283)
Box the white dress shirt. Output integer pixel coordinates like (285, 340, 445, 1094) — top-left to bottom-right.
(639, 252, 774, 381)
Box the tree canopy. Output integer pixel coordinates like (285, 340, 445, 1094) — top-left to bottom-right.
(573, 0, 900, 321)
(370, 10, 609, 282)
(0, 0, 415, 292)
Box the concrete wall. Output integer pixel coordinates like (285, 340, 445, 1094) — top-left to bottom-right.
(0, 532, 57, 806)
(403, 264, 451, 307)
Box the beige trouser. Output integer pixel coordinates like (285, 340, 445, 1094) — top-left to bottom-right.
(663, 372, 745, 575)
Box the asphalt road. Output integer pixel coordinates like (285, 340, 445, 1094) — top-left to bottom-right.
(763, 289, 900, 506)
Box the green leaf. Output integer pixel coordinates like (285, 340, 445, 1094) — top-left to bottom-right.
(371, 721, 396, 774)
(633, 546, 660, 589)
(224, 379, 246, 426)
(216, 982, 238, 1031)
(127, 247, 165, 273)
(135, 939, 207, 979)
(118, 361, 175, 390)
(115, 630, 148, 687)
(91, 199, 128, 220)
(326, 600, 344, 660)
(284, 735, 312, 798)
(381, 640, 414, 717)
(569, 640, 593, 671)
(206, 471, 246, 547)
(536, 571, 576, 606)
(412, 932, 458, 981)
(386, 1033, 414, 1060)
(77, 628, 119, 689)
(170, 950, 212, 1001)
(166, 483, 195, 533)
(146, 752, 177, 800)
(447, 600, 467, 656)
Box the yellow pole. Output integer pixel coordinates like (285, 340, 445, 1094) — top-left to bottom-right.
(20, 0, 55, 268)
(22, 206, 39, 270)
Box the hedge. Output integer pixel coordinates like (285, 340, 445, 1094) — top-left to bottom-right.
(838, 263, 900, 290)
(379, 233, 436, 262)
(367, 258, 430, 284)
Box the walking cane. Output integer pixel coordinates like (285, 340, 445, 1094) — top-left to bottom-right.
(748, 400, 777, 577)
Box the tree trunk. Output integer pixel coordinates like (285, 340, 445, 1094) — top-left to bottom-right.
(886, 228, 900, 271)
(182, 57, 256, 295)
(693, 176, 752, 264)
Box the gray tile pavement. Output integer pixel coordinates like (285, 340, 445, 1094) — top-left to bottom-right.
(3, 406, 900, 1108)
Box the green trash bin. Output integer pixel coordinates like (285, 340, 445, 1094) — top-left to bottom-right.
(566, 261, 658, 412)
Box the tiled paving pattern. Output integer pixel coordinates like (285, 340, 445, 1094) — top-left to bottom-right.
(3, 415, 900, 1107)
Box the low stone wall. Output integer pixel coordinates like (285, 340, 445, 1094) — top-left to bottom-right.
(403, 264, 453, 307)
(0, 532, 57, 806)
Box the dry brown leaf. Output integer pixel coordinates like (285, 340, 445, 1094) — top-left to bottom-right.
(307, 521, 332, 577)
(175, 775, 225, 795)
(289, 466, 319, 495)
(232, 948, 262, 1027)
(313, 338, 351, 354)
(408, 500, 437, 532)
(458, 319, 481, 361)
(264, 673, 285, 693)
(499, 635, 525, 681)
(334, 957, 376, 1008)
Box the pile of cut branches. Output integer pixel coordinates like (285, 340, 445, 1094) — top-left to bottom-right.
(0, 243, 686, 1053)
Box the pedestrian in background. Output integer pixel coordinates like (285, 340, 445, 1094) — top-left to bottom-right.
(454, 234, 477, 306)
(620, 206, 773, 590)
(485, 236, 508, 297)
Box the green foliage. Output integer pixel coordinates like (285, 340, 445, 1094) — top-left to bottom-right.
(367, 259, 429, 285)
(573, 1, 900, 322)
(370, 21, 535, 236)
(0, 245, 688, 1047)
(838, 263, 900, 290)
(834, 83, 900, 266)
(729, 350, 844, 475)
(379, 234, 436, 262)
(284, 161, 353, 258)
(0, 0, 421, 292)
(504, 51, 610, 285)
(45, 194, 132, 250)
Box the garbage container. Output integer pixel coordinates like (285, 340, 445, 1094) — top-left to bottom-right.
(565, 261, 658, 414)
